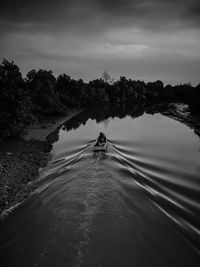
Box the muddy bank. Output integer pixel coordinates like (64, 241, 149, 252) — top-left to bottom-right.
(162, 103, 200, 138)
(0, 109, 83, 220)
(23, 109, 83, 141)
(0, 139, 51, 217)
(148, 102, 200, 139)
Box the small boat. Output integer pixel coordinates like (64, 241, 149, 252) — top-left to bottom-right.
(93, 141, 107, 152)
(94, 132, 107, 152)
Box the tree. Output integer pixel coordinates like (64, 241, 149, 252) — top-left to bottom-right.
(26, 69, 66, 115)
(0, 59, 33, 138)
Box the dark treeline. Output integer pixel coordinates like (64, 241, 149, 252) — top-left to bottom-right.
(0, 59, 199, 139)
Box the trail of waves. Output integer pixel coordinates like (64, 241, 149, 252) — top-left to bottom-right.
(111, 141, 200, 253)
(1, 137, 200, 267)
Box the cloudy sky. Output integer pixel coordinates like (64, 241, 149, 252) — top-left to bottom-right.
(0, 0, 200, 84)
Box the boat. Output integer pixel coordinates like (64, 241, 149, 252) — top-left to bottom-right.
(94, 132, 107, 152)
(93, 141, 107, 152)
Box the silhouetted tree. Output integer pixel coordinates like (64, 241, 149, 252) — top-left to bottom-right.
(0, 59, 33, 138)
(26, 69, 66, 115)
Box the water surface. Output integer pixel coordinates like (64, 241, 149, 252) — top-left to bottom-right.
(1, 106, 200, 267)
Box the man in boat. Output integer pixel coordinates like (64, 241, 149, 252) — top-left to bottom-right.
(95, 132, 106, 146)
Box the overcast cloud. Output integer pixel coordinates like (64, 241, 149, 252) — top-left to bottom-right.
(0, 0, 200, 84)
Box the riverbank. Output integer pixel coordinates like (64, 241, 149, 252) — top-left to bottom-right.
(150, 102, 200, 138)
(0, 109, 82, 220)
(162, 103, 200, 138)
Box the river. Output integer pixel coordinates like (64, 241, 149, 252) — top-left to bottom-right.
(1, 105, 200, 267)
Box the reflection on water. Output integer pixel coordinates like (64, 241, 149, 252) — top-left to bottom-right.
(1, 104, 200, 267)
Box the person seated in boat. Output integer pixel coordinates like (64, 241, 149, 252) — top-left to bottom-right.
(95, 132, 106, 146)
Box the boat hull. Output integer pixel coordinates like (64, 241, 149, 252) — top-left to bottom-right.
(93, 143, 107, 152)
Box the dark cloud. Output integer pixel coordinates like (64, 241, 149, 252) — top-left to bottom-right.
(184, 1, 200, 24)
(1, 0, 200, 33)
(97, 0, 200, 31)
(0, 1, 72, 29)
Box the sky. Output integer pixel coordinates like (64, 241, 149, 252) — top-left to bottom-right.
(0, 0, 200, 85)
